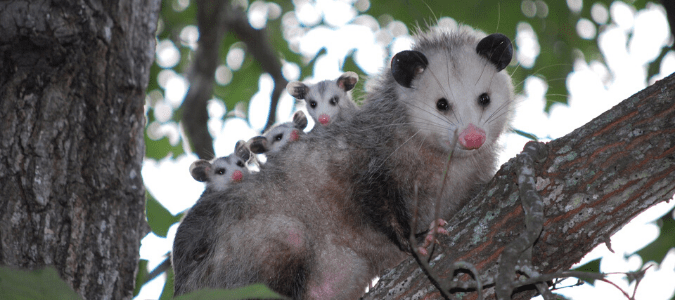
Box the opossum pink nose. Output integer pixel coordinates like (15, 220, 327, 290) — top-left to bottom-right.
(290, 129, 300, 142)
(318, 114, 330, 125)
(459, 124, 486, 150)
(231, 170, 243, 182)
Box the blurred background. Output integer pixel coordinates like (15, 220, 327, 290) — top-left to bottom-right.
(135, 0, 675, 299)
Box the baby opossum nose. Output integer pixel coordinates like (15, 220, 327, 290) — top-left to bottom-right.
(458, 123, 486, 150)
(318, 114, 330, 125)
(290, 129, 300, 141)
(231, 170, 244, 182)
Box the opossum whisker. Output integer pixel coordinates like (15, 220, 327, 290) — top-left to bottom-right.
(483, 95, 514, 125)
(399, 97, 458, 127)
(377, 129, 423, 167)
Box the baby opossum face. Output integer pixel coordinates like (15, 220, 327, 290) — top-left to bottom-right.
(392, 33, 514, 157)
(190, 141, 251, 191)
(249, 110, 308, 154)
(287, 72, 358, 126)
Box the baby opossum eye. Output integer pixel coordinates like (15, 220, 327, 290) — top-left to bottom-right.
(436, 98, 450, 112)
(308, 99, 317, 108)
(236, 161, 245, 168)
(478, 93, 490, 107)
(215, 168, 226, 175)
(329, 96, 339, 106)
(273, 133, 283, 141)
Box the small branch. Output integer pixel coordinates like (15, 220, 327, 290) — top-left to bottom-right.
(226, 6, 288, 132)
(181, 0, 231, 159)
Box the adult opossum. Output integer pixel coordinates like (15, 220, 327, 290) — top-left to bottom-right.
(173, 26, 514, 299)
(287, 72, 359, 126)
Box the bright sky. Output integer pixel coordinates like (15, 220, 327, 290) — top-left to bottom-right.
(136, 1, 675, 299)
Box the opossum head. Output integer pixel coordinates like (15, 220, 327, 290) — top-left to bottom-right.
(190, 140, 251, 191)
(391, 29, 514, 157)
(287, 72, 359, 126)
(249, 110, 308, 154)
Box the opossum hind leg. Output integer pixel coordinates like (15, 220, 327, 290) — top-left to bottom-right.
(306, 243, 372, 300)
(222, 215, 313, 299)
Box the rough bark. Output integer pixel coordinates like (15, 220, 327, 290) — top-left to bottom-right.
(0, 0, 160, 299)
(364, 73, 675, 299)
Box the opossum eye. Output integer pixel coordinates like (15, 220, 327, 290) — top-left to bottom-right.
(309, 99, 317, 108)
(329, 96, 339, 106)
(215, 168, 226, 175)
(478, 93, 490, 107)
(273, 134, 283, 141)
(236, 161, 245, 168)
(436, 98, 450, 112)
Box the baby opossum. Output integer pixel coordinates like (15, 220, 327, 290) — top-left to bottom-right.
(287, 72, 359, 126)
(189, 140, 251, 194)
(173, 26, 514, 299)
(248, 110, 308, 155)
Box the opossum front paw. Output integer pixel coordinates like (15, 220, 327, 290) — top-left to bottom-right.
(417, 219, 448, 256)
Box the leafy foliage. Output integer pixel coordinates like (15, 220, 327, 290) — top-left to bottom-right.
(635, 207, 675, 265)
(146, 191, 183, 238)
(0, 266, 81, 300)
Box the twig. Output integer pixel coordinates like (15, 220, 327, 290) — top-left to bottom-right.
(226, 6, 288, 132)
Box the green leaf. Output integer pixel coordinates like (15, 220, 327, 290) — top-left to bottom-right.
(634, 208, 675, 265)
(134, 259, 150, 296)
(160, 267, 175, 300)
(146, 191, 183, 237)
(0, 266, 81, 300)
(144, 130, 185, 160)
(571, 258, 601, 285)
(174, 284, 288, 300)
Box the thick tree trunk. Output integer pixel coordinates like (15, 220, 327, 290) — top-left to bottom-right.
(365, 74, 675, 299)
(0, 1, 160, 299)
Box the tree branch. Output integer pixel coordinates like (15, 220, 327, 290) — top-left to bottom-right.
(365, 73, 675, 299)
(226, 6, 288, 132)
(181, 0, 230, 159)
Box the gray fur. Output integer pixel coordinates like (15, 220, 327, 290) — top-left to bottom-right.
(248, 110, 308, 155)
(287, 72, 359, 126)
(189, 140, 251, 195)
(174, 26, 514, 299)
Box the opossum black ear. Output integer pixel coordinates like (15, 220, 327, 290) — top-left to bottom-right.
(337, 71, 358, 91)
(190, 160, 212, 182)
(234, 140, 251, 162)
(248, 136, 269, 154)
(391, 50, 428, 88)
(286, 82, 310, 99)
(293, 111, 308, 130)
(476, 33, 513, 71)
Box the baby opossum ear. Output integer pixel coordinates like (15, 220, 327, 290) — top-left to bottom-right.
(337, 71, 358, 91)
(234, 140, 251, 162)
(476, 33, 513, 71)
(292, 111, 308, 130)
(190, 160, 212, 182)
(286, 82, 310, 99)
(248, 136, 269, 154)
(391, 50, 428, 88)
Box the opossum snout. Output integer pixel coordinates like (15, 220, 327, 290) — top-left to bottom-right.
(318, 114, 330, 125)
(231, 170, 244, 182)
(290, 129, 300, 141)
(458, 123, 486, 150)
